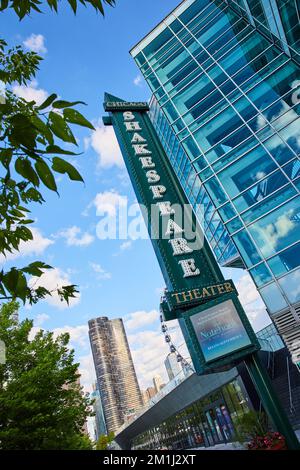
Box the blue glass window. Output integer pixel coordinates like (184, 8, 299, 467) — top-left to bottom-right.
(260, 282, 288, 314)
(241, 184, 297, 225)
(226, 217, 243, 234)
(217, 146, 277, 198)
(233, 230, 262, 267)
(233, 170, 290, 213)
(278, 268, 300, 305)
(204, 176, 228, 206)
(268, 242, 300, 277)
(262, 133, 296, 165)
(218, 202, 237, 222)
(248, 196, 300, 258)
(250, 263, 273, 287)
(283, 159, 300, 181)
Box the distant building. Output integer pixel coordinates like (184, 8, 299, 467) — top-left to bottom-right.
(144, 386, 156, 402)
(91, 382, 107, 440)
(64, 370, 89, 437)
(142, 390, 150, 406)
(153, 374, 164, 393)
(165, 352, 183, 381)
(88, 317, 143, 434)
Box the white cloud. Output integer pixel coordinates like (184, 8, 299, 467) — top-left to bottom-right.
(52, 324, 89, 348)
(57, 226, 94, 247)
(251, 209, 295, 258)
(87, 122, 124, 169)
(120, 240, 132, 251)
(125, 309, 158, 331)
(127, 323, 189, 389)
(0, 227, 53, 263)
(23, 33, 47, 54)
(133, 75, 143, 87)
(35, 313, 50, 327)
(93, 190, 127, 217)
(236, 273, 261, 307)
(29, 267, 81, 309)
(13, 79, 48, 106)
(234, 271, 271, 330)
(89, 262, 111, 280)
(78, 353, 96, 393)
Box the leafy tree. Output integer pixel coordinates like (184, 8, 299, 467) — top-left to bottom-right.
(233, 410, 269, 445)
(0, 301, 94, 449)
(0, 1, 115, 305)
(96, 431, 115, 450)
(0, 0, 115, 18)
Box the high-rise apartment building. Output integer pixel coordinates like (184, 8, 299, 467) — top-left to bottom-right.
(130, 0, 300, 364)
(165, 352, 183, 381)
(88, 317, 143, 434)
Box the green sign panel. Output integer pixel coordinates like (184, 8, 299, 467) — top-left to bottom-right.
(103, 93, 260, 374)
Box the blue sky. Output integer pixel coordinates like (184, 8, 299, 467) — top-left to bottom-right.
(1, 0, 271, 393)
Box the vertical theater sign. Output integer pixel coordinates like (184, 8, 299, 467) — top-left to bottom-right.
(103, 93, 299, 449)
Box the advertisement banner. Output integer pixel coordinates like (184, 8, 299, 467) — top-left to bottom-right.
(190, 299, 252, 362)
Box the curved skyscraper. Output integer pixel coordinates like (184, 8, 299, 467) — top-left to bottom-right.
(88, 317, 143, 434)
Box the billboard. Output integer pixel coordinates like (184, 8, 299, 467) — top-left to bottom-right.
(190, 299, 252, 362)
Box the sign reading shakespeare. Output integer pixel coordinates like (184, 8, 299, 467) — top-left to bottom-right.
(103, 93, 259, 373)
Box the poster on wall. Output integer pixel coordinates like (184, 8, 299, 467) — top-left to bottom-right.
(190, 299, 252, 362)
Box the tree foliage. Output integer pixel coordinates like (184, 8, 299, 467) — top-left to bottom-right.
(0, 0, 115, 18)
(0, 301, 94, 449)
(233, 410, 269, 445)
(0, 37, 95, 304)
(96, 431, 115, 450)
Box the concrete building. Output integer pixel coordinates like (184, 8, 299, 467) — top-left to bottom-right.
(88, 317, 143, 434)
(130, 0, 300, 365)
(165, 352, 183, 381)
(153, 374, 164, 393)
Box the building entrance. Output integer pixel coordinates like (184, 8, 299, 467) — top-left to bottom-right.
(202, 400, 234, 446)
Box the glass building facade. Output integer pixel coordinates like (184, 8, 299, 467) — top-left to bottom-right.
(132, 378, 251, 449)
(227, 0, 300, 64)
(256, 322, 286, 351)
(130, 0, 300, 364)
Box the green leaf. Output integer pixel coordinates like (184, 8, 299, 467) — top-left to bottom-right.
(68, 0, 77, 13)
(22, 261, 52, 277)
(38, 93, 58, 110)
(35, 160, 57, 192)
(48, 111, 77, 145)
(47, 0, 58, 11)
(2, 268, 19, 294)
(15, 158, 39, 187)
(0, 0, 9, 13)
(63, 108, 95, 130)
(16, 226, 34, 242)
(52, 100, 86, 109)
(15, 271, 28, 303)
(23, 187, 45, 203)
(52, 157, 84, 182)
(9, 114, 37, 149)
(45, 144, 81, 156)
(0, 148, 13, 169)
(31, 115, 54, 145)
